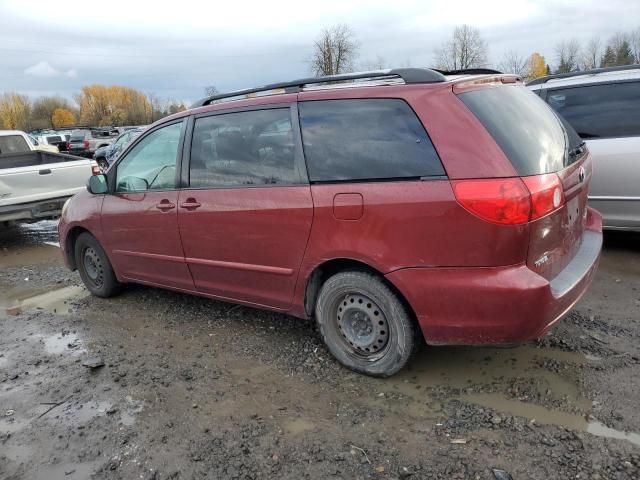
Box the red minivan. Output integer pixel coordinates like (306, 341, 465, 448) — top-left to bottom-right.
(58, 68, 602, 377)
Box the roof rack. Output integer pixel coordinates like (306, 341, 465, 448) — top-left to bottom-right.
(433, 68, 502, 75)
(527, 64, 640, 86)
(191, 68, 447, 108)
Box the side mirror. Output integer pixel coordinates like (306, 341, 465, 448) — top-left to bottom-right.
(87, 174, 108, 194)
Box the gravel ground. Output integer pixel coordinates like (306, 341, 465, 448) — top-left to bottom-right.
(0, 221, 639, 480)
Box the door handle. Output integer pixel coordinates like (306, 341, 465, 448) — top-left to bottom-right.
(179, 198, 201, 210)
(155, 200, 176, 211)
(39, 169, 52, 175)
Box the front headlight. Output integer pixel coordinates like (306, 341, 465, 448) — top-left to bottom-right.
(61, 198, 71, 217)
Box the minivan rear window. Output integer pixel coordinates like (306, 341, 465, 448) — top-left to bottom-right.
(299, 99, 445, 182)
(459, 85, 579, 176)
(70, 131, 86, 141)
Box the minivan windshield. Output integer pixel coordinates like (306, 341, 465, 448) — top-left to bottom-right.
(459, 85, 582, 176)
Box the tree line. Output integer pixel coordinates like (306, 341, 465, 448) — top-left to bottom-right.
(311, 23, 640, 81)
(0, 86, 187, 132)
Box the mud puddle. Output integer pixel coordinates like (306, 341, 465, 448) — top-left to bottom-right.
(1, 284, 88, 318)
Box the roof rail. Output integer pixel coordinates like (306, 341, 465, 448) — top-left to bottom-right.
(527, 64, 640, 86)
(434, 68, 502, 75)
(191, 68, 447, 108)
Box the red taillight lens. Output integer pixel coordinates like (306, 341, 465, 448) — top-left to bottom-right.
(453, 178, 531, 225)
(83, 140, 90, 149)
(522, 173, 565, 220)
(90, 161, 100, 176)
(66, 141, 70, 150)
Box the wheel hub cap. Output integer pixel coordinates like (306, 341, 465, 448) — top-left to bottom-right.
(337, 293, 388, 355)
(83, 247, 103, 285)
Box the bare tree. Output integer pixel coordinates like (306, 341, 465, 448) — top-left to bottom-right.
(581, 37, 601, 70)
(311, 24, 359, 76)
(204, 86, 219, 97)
(555, 39, 581, 73)
(360, 55, 387, 71)
(434, 25, 488, 70)
(497, 50, 527, 76)
(631, 28, 640, 64)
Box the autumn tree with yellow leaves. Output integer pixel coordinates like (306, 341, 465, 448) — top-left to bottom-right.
(51, 108, 76, 128)
(0, 93, 31, 130)
(526, 52, 548, 80)
(75, 85, 152, 126)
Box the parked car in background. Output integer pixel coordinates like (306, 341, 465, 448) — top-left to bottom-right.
(528, 64, 640, 231)
(59, 68, 602, 377)
(1, 130, 98, 224)
(94, 127, 146, 171)
(68, 128, 118, 158)
(36, 133, 68, 152)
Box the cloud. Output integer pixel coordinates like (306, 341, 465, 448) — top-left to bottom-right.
(24, 61, 79, 80)
(24, 61, 59, 77)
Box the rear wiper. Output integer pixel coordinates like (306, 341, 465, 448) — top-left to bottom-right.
(568, 141, 587, 158)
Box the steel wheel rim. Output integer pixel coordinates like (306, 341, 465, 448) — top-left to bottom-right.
(83, 247, 104, 288)
(335, 293, 390, 359)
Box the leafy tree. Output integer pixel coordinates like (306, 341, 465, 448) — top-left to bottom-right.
(526, 52, 548, 80)
(30, 96, 72, 129)
(0, 93, 31, 130)
(434, 25, 488, 70)
(601, 46, 617, 67)
(51, 108, 76, 128)
(311, 24, 359, 76)
(616, 40, 634, 65)
(76, 85, 152, 126)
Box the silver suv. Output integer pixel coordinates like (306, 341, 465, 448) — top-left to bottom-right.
(528, 65, 640, 231)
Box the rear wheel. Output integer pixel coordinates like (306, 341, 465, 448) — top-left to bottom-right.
(315, 271, 418, 377)
(96, 157, 109, 172)
(74, 232, 122, 297)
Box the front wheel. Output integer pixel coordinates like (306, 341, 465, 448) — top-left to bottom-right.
(315, 271, 418, 377)
(74, 232, 122, 298)
(96, 157, 109, 172)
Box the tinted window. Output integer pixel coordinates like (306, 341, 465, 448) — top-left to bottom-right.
(299, 99, 444, 182)
(70, 131, 87, 141)
(546, 81, 640, 138)
(190, 108, 297, 187)
(460, 85, 578, 176)
(0, 135, 30, 155)
(116, 122, 182, 192)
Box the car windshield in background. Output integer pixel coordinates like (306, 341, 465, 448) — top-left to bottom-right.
(459, 85, 579, 176)
(0, 135, 31, 155)
(546, 81, 640, 139)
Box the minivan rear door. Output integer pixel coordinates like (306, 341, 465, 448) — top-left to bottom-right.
(458, 83, 591, 280)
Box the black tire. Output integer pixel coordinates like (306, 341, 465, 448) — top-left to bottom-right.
(74, 232, 122, 298)
(315, 270, 418, 377)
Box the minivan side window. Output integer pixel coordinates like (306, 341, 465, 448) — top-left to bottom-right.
(190, 108, 297, 187)
(299, 99, 445, 182)
(546, 81, 640, 139)
(116, 122, 182, 192)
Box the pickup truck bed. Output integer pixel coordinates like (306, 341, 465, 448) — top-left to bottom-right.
(1, 151, 94, 223)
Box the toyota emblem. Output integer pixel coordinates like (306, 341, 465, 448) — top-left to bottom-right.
(578, 166, 585, 182)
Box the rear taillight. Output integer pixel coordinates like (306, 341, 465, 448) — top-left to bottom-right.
(66, 141, 70, 150)
(522, 173, 565, 220)
(83, 140, 90, 149)
(453, 174, 565, 225)
(453, 178, 531, 225)
(90, 161, 100, 176)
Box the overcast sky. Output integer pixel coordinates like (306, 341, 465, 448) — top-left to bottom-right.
(1, 0, 638, 104)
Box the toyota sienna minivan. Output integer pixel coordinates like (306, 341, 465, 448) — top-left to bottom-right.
(58, 68, 602, 377)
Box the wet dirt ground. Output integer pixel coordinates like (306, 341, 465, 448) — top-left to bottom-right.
(1, 221, 639, 479)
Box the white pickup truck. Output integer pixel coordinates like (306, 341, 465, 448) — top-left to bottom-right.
(0, 130, 98, 224)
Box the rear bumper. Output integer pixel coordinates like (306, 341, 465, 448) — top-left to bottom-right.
(386, 208, 603, 345)
(0, 196, 72, 223)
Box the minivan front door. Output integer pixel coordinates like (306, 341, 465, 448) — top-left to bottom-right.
(177, 106, 312, 309)
(101, 121, 195, 290)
